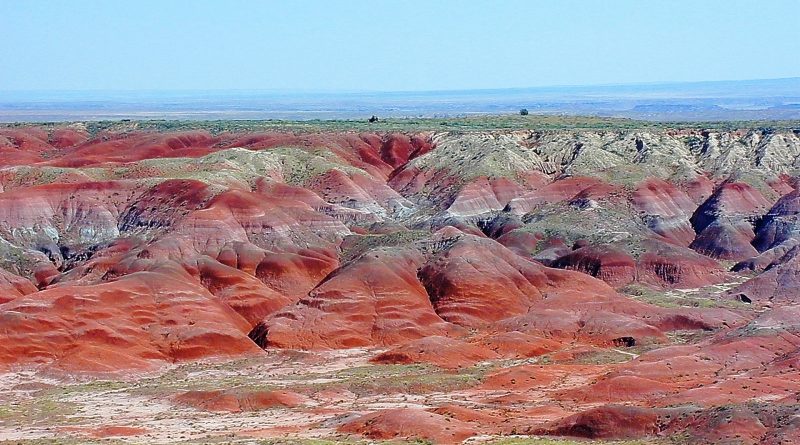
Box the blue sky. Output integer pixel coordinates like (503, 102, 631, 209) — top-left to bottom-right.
(1, 0, 798, 92)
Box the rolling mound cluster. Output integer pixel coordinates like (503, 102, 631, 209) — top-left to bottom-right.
(1, 123, 800, 444)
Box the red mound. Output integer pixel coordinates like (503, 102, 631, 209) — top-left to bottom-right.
(0, 128, 54, 165)
(537, 405, 662, 439)
(666, 404, 800, 445)
(690, 219, 759, 260)
(0, 268, 37, 303)
(307, 169, 412, 222)
(733, 238, 800, 272)
(419, 233, 553, 326)
(418, 231, 633, 328)
(167, 186, 348, 255)
(689, 182, 771, 260)
(194, 256, 293, 327)
(589, 305, 800, 411)
(429, 405, 506, 430)
(547, 239, 726, 289)
(373, 133, 433, 168)
(371, 336, 498, 369)
(174, 389, 306, 412)
(0, 265, 261, 373)
(338, 408, 477, 444)
(753, 187, 800, 251)
(683, 175, 715, 204)
(632, 178, 697, 245)
(49, 127, 90, 149)
(254, 248, 457, 349)
(496, 230, 540, 256)
(551, 244, 636, 287)
(732, 245, 800, 304)
(507, 176, 618, 215)
(691, 182, 771, 233)
(560, 375, 673, 403)
(638, 239, 727, 288)
(447, 176, 524, 217)
(46, 130, 219, 167)
(218, 244, 339, 301)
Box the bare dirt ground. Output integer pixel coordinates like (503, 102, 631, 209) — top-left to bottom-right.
(0, 346, 668, 445)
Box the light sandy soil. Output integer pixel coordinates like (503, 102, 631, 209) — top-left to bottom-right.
(0, 346, 649, 445)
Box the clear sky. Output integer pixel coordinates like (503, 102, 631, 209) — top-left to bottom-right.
(1, 0, 798, 92)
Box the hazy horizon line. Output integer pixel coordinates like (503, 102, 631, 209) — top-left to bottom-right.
(2, 76, 798, 97)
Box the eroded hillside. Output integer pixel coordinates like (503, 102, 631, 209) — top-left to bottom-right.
(1, 121, 800, 444)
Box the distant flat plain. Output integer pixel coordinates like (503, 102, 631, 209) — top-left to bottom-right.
(1, 77, 798, 123)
